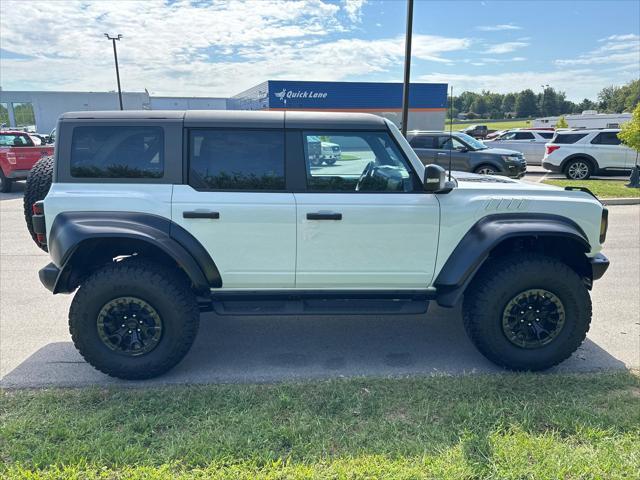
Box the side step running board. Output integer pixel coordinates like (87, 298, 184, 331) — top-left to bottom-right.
(205, 290, 435, 316)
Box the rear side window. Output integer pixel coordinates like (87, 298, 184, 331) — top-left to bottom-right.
(538, 132, 554, 139)
(70, 126, 164, 178)
(409, 136, 436, 148)
(552, 133, 588, 144)
(189, 129, 285, 190)
(591, 132, 621, 145)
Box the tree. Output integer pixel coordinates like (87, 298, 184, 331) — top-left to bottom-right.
(501, 93, 517, 114)
(618, 104, 640, 152)
(540, 87, 559, 116)
(516, 89, 538, 117)
(471, 97, 488, 116)
(576, 98, 597, 113)
(556, 116, 568, 128)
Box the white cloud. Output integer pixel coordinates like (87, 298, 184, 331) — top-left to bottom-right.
(555, 33, 639, 67)
(0, 0, 470, 96)
(418, 69, 636, 101)
(484, 42, 529, 54)
(476, 23, 521, 31)
(343, 0, 367, 22)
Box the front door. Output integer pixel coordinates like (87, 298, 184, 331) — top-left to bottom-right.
(172, 128, 296, 289)
(294, 130, 440, 289)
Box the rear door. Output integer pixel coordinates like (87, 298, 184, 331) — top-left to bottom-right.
(172, 127, 296, 289)
(408, 135, 438, 164)
(495, 131, 535, 158)
(529, 131, 554, 165)
(294, 130, 440, 288)
(435, 135, 468, 171)
(589, 132, 626, 169)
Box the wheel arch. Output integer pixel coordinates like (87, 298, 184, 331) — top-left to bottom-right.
(560, 153, 600, 172)
(434, 213, 592, 307)
(47, 212, 222, 294)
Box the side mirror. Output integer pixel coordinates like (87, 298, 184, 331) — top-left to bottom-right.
(423, 164, 447, 193)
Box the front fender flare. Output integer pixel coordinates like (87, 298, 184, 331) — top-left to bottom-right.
(47, 212, 221, 293)
(434, 213, 590, 307)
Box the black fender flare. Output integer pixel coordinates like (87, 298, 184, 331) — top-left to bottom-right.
(560, 153, 600, 172)
(434, 213, 590, 307)
(47, 212, 222, 293)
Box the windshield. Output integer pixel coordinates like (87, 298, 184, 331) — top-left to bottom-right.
(456, 132, 487, 150)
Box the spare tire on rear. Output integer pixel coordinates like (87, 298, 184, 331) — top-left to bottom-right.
(24, 156, 54, 252)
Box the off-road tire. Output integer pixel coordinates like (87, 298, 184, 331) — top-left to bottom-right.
(564, 157, 593, 180)
(69, 259, 200, 380)
(463, 253, 591, 371)
(23, 156, 54, 250)
(324, 158, 338, 166)
(0, 168, 12, 193)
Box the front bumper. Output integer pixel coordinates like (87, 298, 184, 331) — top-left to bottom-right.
(589, 253, 609, 280)
(504, 162, 526, 178)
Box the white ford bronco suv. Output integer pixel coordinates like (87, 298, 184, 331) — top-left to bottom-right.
(26, 110, 610, 380)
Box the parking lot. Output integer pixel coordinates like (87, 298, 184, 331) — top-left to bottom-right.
(1, 179, 638, 387)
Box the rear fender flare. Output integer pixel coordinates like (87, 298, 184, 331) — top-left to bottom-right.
(48, 212, 221, 293)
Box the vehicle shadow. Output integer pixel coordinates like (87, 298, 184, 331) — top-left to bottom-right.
(0, 180, 25, 201)
(0, 305, 627, 388)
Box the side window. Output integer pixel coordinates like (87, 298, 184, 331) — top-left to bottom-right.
(189, 129, 285, 190)
(501, 132, 517, 140)
(71, 126, 164, 178)
(409, 136, 435, 149)
(303, 131, 417, 192)
(0, 134, 31, 146)
(538, 132, 554, 139)
(439, 136, 465, 150)
(591, 132, 621, 145)
(514, 132, 535, 140)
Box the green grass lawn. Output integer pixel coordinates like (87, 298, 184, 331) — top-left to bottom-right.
(543, 179, 640, 198)
(2, 371, 639, 479)
(446, 119, 532, 131)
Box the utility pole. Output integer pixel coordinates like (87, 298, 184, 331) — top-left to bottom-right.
(400, 0, 414, 137)
(104, 33, 124, 110)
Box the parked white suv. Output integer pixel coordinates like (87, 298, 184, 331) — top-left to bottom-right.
(485, 129, 555, 165)
(24, 110, 609, 379)
(542, 129, 635, 179)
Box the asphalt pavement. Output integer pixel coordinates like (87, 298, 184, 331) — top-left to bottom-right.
(1, 182, 638, 387)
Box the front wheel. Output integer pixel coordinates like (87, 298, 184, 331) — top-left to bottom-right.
(69, 259, 200, 380)
(463, 254, 591, 371)
(474, 164, 497, 175)
(565, 158, 593, 180)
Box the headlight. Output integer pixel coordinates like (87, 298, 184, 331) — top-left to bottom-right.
(600, 208, 608, 244)
(502, 155, 522, 162)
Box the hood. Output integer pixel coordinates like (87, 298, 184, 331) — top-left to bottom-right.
(452, 170, 569, 192)
(476, 147, 524, 156)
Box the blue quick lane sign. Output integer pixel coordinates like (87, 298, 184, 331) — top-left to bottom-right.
(267, 80, 447, 110)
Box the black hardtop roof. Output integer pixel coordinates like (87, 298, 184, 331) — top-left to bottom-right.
(59, 110, 388, 130)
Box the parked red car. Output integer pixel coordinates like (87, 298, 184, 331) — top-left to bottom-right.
(0, 130, 54, 192)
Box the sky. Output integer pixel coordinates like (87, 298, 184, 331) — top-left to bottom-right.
(1, 0, 638, 101)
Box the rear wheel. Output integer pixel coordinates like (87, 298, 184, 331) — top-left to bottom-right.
(0, 168, 12, 193)
(69, 259, 200, 380)
(474, 164, 497, 175)
(463, 254, 591, 371)
(23, 156, 54, 250)
(565, 158, 593, 180)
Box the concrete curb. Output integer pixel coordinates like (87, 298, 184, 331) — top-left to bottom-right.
(602, 197, 640, 206)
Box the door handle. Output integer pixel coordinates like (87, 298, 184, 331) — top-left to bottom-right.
(307, 212, 342, 220)
(183, 210, 220, 219)
(436, 152, 448, 156)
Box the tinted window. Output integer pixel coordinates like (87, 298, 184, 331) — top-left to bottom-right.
(552, 133, 588, 144)
(591, 132, 621, 145)
(71, 126, 164, 178)
(438, 136, 466, 150)
(303, 131, 416, 192)
(538, 132, 554, 139)
(189, 129, 285, 190)
(514, 132, 535, 140)
(0, 133, 33, 146)
(410, 135, 436, 148)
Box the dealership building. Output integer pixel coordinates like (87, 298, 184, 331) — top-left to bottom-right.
(0, 80, 447, 133)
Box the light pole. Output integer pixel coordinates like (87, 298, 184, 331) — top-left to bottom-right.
(541, 84, 549, 116)
(104, 33, 124, 110)
(400, 0, 414, 137)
